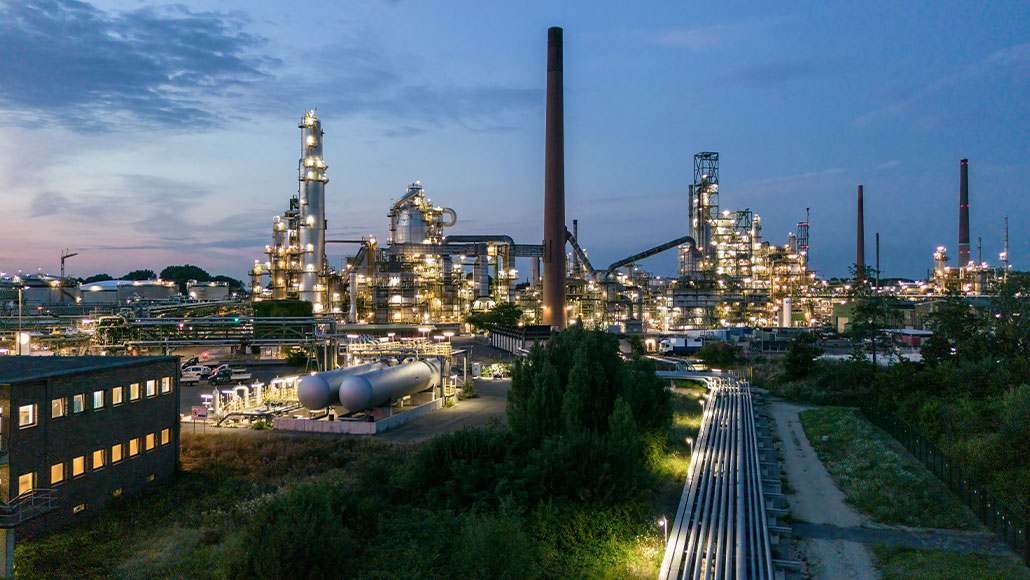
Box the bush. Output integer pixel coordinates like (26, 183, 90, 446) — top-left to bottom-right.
(458, 381, 478, 400)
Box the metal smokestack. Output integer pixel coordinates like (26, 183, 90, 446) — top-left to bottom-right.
(543, 26, 566, 329)
(959, 158, 970, 267)
(857, 185, 865, 278)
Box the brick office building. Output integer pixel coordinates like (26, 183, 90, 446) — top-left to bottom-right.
(0, 356, 180, 536)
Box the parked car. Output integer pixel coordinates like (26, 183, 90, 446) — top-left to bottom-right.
(181, 365, 213, 384)
(208, 367, 252, 385)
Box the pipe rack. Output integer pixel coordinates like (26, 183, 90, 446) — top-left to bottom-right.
(659, 378, 782, 580)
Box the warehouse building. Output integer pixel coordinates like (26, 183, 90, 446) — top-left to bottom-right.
(0, 356, 180, 537)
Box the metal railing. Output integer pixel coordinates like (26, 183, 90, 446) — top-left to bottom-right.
(861, 407, 1029, 565)
(660, 379, 776, 579)
(0, 488, 59, 528)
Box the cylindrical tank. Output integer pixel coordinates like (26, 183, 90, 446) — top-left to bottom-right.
(394, 207, 428, 245)
(298, 361, 390, 409)
(339, 359, 441, 412)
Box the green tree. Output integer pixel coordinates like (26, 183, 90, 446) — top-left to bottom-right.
(783, 333, 823, 379)
(846, 264, 898, 364)
(120, 269, 157, 280)
(920, 292, 982, 366)
(696, 342, 737, 368)
(80, 273, 112, 284)
(467, 302, 523, 331)
(159, 264, 212, 293)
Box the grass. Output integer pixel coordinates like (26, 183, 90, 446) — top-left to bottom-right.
(17, 434, 408, 580)
(798, 407, 979, 529)
(872, 544, 1030, 580)
(17, 391, 704, 580)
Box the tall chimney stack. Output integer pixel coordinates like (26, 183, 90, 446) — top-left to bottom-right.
(857, 185, 865, 278)
(959, 158, 970, 267)
(543, 26, 566, 329)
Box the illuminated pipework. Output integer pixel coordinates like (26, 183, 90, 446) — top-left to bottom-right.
(297, 111, 329, 311)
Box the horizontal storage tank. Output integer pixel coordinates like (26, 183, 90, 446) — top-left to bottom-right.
(339, 359, 441, 412)
(298, 361, 390, 409)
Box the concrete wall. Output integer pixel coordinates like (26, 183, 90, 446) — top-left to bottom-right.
(274, 398, 443, 435)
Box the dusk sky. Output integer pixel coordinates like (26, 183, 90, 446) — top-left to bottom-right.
(1, 0, 1028, 283)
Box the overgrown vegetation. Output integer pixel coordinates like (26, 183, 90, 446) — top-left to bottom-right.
(695, 342, 737, 368)
(872, 544, 1030, 580)
(761, 277, 1030, 521)
(798, 408, 978, 529)
(19, 327, 697, 580)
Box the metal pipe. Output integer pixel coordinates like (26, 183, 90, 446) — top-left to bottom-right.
(543, 26, 566, 329)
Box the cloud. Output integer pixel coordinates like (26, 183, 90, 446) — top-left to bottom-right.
(854, 42, 1030, 126)
(722, 58, 853, 86)
(741, 168, 846, 189)
(651, 18, 791, 51)
(265, 37, 543, 133)
(0, 0, 274, 132)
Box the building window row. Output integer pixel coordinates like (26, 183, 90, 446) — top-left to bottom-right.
(31, 427, 174, 493)
(26, 376, 176, 426)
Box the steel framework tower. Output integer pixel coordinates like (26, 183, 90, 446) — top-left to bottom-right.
(692, 152, 720, 266)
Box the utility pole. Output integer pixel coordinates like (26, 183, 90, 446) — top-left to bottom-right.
(875, 232, 880, 290)
(60, 249, 79, 303)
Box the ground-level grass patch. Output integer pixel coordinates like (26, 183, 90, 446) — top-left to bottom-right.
(798, 407, 978, 529)
(873, 544, 1030, 580)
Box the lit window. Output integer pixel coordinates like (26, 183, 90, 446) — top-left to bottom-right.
(129, 438, 140, 456)
(93, 390, 105, 410)
(18, 405, 36, 428)
(51, 398, 66, 419)
(130, 383, 140, 401)
(160, 428, 170, 445)
(72, 456, 85, 477)
(111, 443, 123, 463)
(161, 377, 171, 394)
(51, 463, 65, 485)
(18, 473, 33, 497)
(145, 380, 156, 397)
(112, 386, 123, 406)
(92, 449, 105, 470)
(145, 433, 155, 451)
(72, 394, 85, 414)
(73, 503, 86, 514)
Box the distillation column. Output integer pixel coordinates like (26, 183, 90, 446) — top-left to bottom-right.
(298, 111, 329, 311)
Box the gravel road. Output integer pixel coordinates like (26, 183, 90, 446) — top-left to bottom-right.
(769, 400, 879, 580)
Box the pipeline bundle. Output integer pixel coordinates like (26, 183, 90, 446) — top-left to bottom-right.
(659, 381, 775, 580)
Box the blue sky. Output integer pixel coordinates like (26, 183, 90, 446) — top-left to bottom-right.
(1, 0, 1027, 282)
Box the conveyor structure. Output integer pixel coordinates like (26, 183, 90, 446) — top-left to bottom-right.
(659, 378, 797, 580)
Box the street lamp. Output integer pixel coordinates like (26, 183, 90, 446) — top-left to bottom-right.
(16, 286, 27, 356)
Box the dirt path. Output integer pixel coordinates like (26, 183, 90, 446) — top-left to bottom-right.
(769, 400, 880, 580)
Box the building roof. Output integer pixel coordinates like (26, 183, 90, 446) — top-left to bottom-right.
(0, 356, 176, 384)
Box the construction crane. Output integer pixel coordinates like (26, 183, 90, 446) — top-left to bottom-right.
(60, 249, 79, 303)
